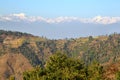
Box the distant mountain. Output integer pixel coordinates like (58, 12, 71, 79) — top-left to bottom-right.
(0, 30, 120, 79)
(1, 13, 120, 39)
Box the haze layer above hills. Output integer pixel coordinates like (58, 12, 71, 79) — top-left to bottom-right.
(0, 13, 120, 39)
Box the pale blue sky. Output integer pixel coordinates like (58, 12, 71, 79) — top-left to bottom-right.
(0, 0, 120, 39)
(0, 0, 120, 17)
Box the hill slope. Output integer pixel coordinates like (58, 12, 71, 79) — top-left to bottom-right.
(0, 30, 120, 79)
(0, 53, 33, 80)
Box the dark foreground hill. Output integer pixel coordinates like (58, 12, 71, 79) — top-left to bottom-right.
(0, 30, 120, 79)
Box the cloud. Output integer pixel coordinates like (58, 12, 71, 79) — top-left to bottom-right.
(12, 13, 26, 19)
(0, 16, 12, 21)
(91, 16, 120, 24)
(44, 17, 78, 23)
(0, 13, 120, 24)
(0, 13, 27, 21)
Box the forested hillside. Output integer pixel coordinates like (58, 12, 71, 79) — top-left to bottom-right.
(0, 30, 120, 80)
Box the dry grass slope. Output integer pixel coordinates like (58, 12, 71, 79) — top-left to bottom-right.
(0, 53, 33, 80)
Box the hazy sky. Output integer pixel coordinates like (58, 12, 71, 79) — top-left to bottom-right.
(0, 0, 120, 17)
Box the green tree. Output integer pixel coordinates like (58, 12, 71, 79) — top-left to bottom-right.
(45, 52, 87, 80)
(23, 52, 87, 80)
(88, 36, 93, 41)
(9, 75, 15, 80)
(116, 71, 120, 80)
(23, 66, 46, 80)
(87, 61, 103, 80)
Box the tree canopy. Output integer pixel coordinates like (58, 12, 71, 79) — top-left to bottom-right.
(23, 52, 103, 80)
